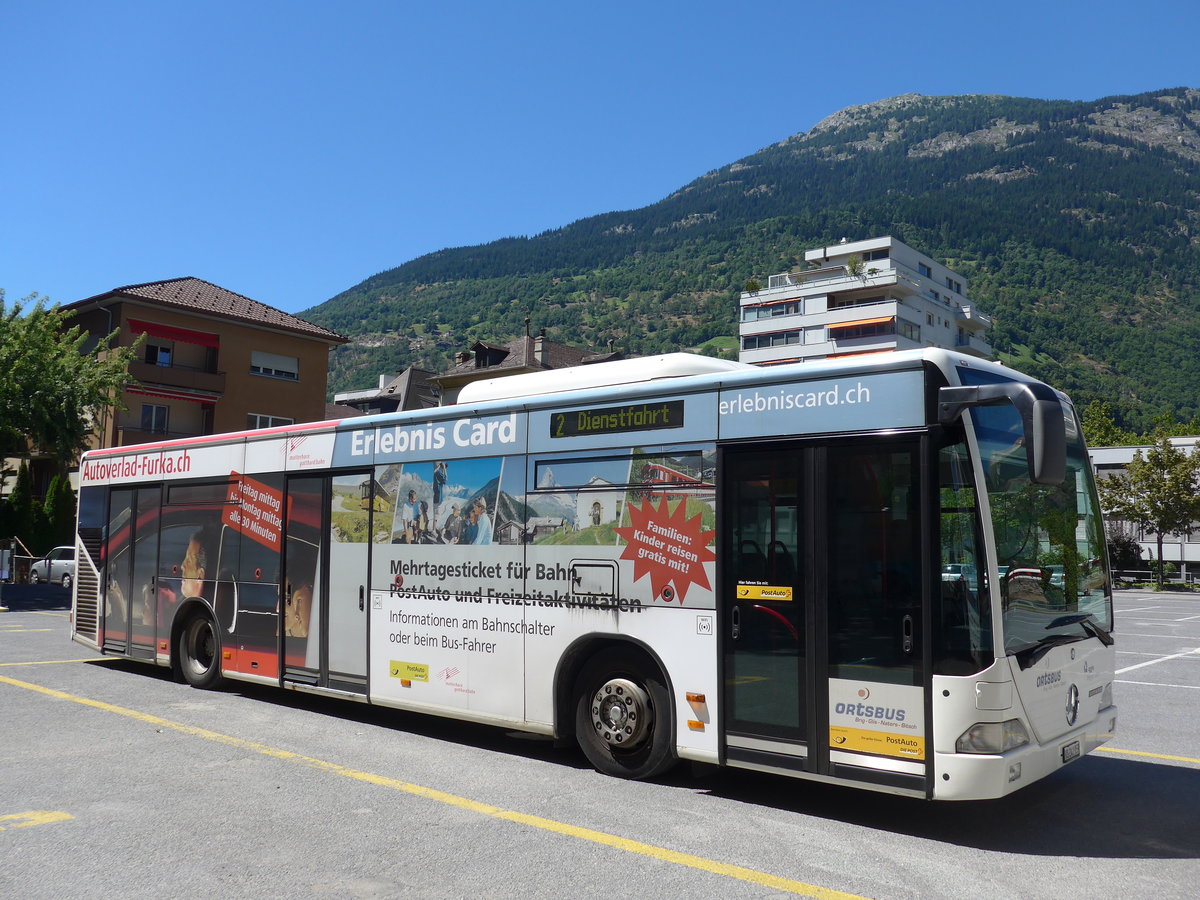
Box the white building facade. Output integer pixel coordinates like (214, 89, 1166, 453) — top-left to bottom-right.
(1090, 439, 1200, 582)
(739, 236, 993, 366)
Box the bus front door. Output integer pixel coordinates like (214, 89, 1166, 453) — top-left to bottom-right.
(282, 473, 371, 694)
(722, 438, 928, 794)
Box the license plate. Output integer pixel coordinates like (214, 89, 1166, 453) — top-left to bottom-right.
(1061, 740, 1081, 764)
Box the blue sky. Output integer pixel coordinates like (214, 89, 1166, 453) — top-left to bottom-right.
(2, 1, 1197, 316)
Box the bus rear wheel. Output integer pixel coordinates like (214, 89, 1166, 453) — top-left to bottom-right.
(574, 648, 675, 780)
(178, 613, 223, 690)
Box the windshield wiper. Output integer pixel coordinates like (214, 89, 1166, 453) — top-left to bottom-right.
(1046, 613, 1115, 647)
(1011, 614, 1116, 669)
(1012, 634, 1079, 669)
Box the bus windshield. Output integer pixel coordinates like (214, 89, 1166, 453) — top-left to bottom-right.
(963, 374, 1112, 660)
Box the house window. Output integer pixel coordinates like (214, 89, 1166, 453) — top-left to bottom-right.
(918, 262, 933, 278)
(247, 414, 295, 430)
(741, 301, 801, 321)
(250, 351, 299, 380)
(830, 294, 885, 310)
(145, 342, 173, 367)
(898, 319, 920, 342)
(742, 330, 802, 351)
(946, 277, 963, 294)
(829, 320, 896, 341)
(927, 313, 935, 325)
(141, 404, 168, 434)
(864, 249, 889, 262)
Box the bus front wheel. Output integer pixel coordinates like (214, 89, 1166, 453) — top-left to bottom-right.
(574, 648, 675, 780)
(178, 614, 223, 690)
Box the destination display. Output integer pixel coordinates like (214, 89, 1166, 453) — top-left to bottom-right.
(550, 401, 685, 439)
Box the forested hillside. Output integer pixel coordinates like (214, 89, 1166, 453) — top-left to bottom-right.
(304, 88, 1200, 432)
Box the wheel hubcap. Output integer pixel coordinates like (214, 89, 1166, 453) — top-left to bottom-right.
(591, 678, 651, 749)
(187, 621, 215, 672)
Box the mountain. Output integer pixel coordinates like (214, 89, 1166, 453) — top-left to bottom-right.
(304, 88, 1200, 432)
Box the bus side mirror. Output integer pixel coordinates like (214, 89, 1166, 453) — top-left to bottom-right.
(938, 382, 1067, 486)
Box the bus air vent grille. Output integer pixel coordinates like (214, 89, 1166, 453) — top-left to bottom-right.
(75, 528, 103, 637)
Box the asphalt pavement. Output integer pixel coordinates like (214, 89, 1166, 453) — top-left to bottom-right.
(2, 587, 1198, 899)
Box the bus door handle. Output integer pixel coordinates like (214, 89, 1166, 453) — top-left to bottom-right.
(359, 585, 365, 612)
(902, 614, 914, 655)
(731, 606, 741, 640)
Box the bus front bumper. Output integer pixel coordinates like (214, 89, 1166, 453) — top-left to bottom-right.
(932, 705, 1117, 800)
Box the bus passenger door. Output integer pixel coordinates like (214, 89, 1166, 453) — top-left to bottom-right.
(281, 473, 370, 695)
(823, 439, 926, 792)
(722, 438, 928, 793)
(326, 472, 371, 693)
(722, 448, 810, 768)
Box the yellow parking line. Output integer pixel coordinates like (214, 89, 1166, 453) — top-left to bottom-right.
(0, 659, 101, 667)
(1096, 746, 1200, 766)
(0, 673, 862, 899)
(0, 810, 74, 830)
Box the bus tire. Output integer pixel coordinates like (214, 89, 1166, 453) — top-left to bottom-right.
(178, 613, 223, 690)
(574, 648, 675, 780)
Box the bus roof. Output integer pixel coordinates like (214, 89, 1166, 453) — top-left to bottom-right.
(456, 353, 754, 404)
(82, 348, 1039, 461)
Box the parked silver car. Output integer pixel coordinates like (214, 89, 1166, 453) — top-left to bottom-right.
(941, 563, 978, 591)
(28, 545, 76, 590)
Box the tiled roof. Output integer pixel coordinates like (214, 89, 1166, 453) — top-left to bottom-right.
(65, 276, 347, 344)
(325, 402, 367, 420)
(436, 335, 619, 379)
(369, 368, 440, 409)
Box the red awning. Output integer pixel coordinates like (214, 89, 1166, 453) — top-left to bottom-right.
(128, 318, 220, 348)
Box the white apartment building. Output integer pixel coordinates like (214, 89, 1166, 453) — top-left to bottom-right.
(1091, 439, 1200, 582)
(738, 236, 993, 365)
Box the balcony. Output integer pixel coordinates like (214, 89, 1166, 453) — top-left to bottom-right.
(956, 306, 993, 332)
(129, 360, 226, 397)
(954, 333, 993, 359)
(116, 426, 203, 447)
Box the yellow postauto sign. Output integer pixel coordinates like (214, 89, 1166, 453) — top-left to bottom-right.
(736, 584, 793, 602)
(390, 660, 429, 681)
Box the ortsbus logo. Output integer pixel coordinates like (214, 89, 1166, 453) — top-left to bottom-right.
(81, 449, 192, 483)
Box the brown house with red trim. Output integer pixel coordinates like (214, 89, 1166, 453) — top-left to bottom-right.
(63, 277, 347, 450)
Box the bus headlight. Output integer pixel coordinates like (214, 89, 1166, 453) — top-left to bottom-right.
(1100, 682, 1113, 709)
(956, 719, 1030, 754)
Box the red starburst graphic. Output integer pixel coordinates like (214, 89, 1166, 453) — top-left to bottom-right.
(614, 496, 715, 604)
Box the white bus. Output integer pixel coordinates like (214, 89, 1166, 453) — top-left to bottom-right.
(71, 350, 1116, 800)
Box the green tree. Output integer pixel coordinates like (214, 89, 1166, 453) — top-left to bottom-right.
(4, 461, 35, 546)
(1081, 401, 1136, 447)
(0, 291, 138, 472)
(1098, 435, 1200, 589)
(43, 475, 77, 550)
(1104, 520, 1144, 572)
